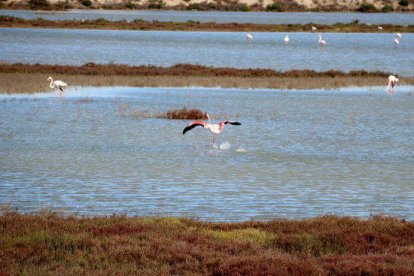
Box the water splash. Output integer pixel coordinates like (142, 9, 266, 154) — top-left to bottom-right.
(236, 147, 247, 153)
(219, 141, 231, 150)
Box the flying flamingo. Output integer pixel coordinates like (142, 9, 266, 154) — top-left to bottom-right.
(246, 33, 253, 42)
(182, 114, 241, 147)
(47, 76, 67, 95)
(386, 75, 399, 95)
(284, 34, 289, 44)
(318, 34, 327, 46)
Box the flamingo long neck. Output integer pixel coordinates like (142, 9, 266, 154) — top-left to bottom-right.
(49, 79, 54, 89)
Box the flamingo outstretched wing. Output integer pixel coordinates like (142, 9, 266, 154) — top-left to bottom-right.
(183, 121, 207, 134)
(224, 121, 241, 125)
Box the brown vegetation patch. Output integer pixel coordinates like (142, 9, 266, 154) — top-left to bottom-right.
(1, 16, 413, 33)
(91, 223, 147, 236)
(0, 63, 392, 78)
(165, 108, 208, 120)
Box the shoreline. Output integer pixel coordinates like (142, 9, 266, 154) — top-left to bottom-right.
(1, 16, 414, 32)
(1, 211, 413, 274)
(2, 63, 413, 93)
(1, 1, 413, 12)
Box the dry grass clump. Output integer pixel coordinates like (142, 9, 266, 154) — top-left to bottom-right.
(1, 16, 413, 33)
(0, 211, 414, 275)
(165, 108, 207, 120)
(118, 105, 207, 120)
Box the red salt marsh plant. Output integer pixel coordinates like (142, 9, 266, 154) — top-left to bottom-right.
(0, 62, 392, 78)
(1, 210, 413, 275)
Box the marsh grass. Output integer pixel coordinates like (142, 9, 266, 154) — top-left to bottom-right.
(165, 108, 207, 120)
(2, 63, 412, 93)
(0, 211, 413, 275)
(1, 16, 414, 32)
(124, 107, 207, 120)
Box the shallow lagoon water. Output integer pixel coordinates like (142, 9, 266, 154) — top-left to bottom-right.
(1, 28, 413, 76)
(1, 86, 413, 221)
(1, 9, 414, 25)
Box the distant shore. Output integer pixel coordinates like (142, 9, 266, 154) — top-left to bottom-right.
(1, 211, 413, 275)
(1, 16, 414, 32)
(2, 63, 413, 93)
(1, 0, 413, 12)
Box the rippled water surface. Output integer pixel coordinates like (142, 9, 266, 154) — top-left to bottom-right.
(1, 28, 413, 76)
(1, 9, 414, 25)
(1, 87, 413, 221)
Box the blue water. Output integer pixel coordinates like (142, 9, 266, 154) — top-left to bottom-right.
(1, 86, 413, 221)
(1, 9, 414, 25)
(1, 28, 413, 76)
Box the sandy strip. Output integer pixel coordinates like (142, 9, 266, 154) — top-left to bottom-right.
(2, 72, 414, 93)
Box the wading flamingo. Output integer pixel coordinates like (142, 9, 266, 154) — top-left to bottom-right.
(284, 34, 289, 44)
(318, 34, 327, 46)
(378, 26, 383, 30)
(394, 33, 402, 45)
(246, 33, 253, 42)
(47, 76, 67, 95)
(311, 26, 317, 32)
(386, 75, 399, 95)
(394, 37, 400, 45)
(183, 114, 241, 147)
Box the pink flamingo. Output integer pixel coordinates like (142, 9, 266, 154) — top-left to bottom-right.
(318, 34, 327, 46)
(47, 76, 67, 95)
(386, 75, 399, 95)
(183, 114, 241, 146)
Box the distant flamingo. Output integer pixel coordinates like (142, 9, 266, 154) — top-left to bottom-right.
(394, 37, 400, 45)
(386, 75, 399, 95)
(318, 34, 327, 46)
(311, 26, 317, 32)
(183, 114, 241, 146)
(378, 26, 383, 30)
(394, 33, 402, 45)
(284, 34, 289, 44)
(47, 76, 67, 95)
(246, 33, 253, 42)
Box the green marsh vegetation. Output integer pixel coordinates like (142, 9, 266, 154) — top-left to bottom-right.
(1, 210, 413, 275)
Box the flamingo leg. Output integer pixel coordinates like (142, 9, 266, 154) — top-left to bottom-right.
(212, 134, 216, 147)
